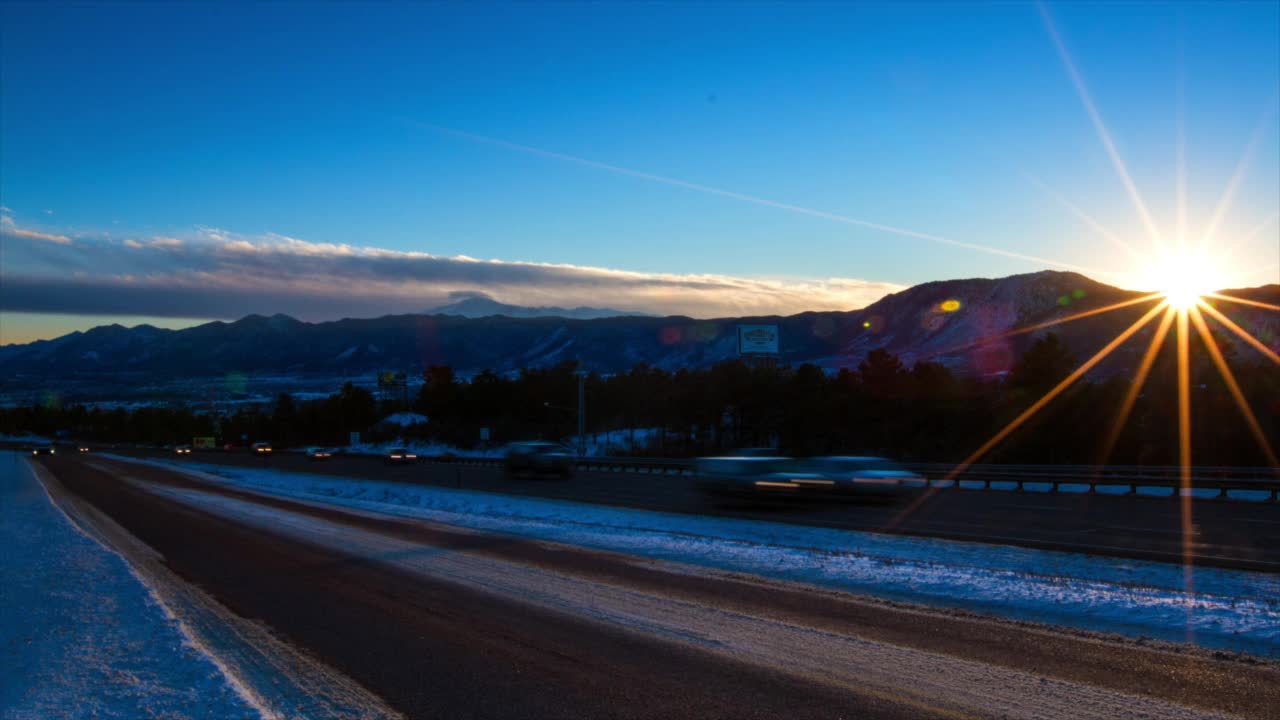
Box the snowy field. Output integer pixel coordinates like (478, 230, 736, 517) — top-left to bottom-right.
(0, 453, 257, 720)
(120, 455, 1280, 658)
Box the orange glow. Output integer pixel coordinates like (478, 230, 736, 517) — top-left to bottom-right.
(1196, 300, 1280, 366)
(918, 293, 1162, 361)
(946, 301, 1168, 480)
(1096, 305, 1176, 465)
(1206, 292, 1280, 314)
(1188, 307, 1279, 466)
(1176, 307, 1195, 610)
(886, 301, 1169, 531)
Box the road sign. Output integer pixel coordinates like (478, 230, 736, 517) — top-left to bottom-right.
(349, 431, 361, 446)
(479, 427, 490, 442)
(737, 324, 779, 355)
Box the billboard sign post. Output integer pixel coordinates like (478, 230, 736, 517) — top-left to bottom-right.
(737, 325, 779, 355)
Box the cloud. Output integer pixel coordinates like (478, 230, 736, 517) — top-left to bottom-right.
(0, 213, 72, 245)
(0, 224, 904, 320)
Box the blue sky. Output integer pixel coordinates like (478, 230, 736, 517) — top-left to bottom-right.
(1, 1, 1277, 343)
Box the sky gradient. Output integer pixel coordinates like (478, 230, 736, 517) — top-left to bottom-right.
(2, 1, 1277, 344)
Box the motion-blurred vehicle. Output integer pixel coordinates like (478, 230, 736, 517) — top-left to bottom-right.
(30, 445, 56, 456)
(505, 442, 575, 479)
(252, 442, 273, 454)
(385, 447, 417, 464)
(788, 456, 926, 500)
(77, 446, 90, 453)
(175, 445, 193, 455)
(305, 447, 333, 460)
(693, 455, 805, 499)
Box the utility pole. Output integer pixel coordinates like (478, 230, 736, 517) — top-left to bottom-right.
(576, 369, 586, 458)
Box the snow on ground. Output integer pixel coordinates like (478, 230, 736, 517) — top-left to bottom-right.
(378, 412, 428, 427)
(122, 456, 1280, 658)
(0, 453, 259, 720)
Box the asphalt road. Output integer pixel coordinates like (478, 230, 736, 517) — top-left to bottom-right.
(115, 448, 1280, 571)
(35, 454, 1280, 720)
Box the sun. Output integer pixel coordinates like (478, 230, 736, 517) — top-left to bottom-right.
(1135, 250, 1229, 311)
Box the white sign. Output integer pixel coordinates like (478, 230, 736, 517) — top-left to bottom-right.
(737, 324, 779, 355)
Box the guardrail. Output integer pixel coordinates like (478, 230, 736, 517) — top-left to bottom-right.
(898, 462, 1280, 500)
(413, 454, 1279, 500)
(25, 441, 1279, 501)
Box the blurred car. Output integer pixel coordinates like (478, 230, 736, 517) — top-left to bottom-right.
(305, 447, 333, 460)
(30, 445, 56, 456)
(385, 447, 417, 464)
(693, 455, 803, 498)
(252, 442, 273, 454)
(223, 443, 238, 452)
(788, 456, 926, 499)
(175, 445, 193, 455)
(78, 446, 91, 453)
(505, 442, 575, 479)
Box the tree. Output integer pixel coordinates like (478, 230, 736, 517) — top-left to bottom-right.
(1009, 333, 1074, 397)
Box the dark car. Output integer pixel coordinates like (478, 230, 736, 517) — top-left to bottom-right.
(788, 456, 926, 500)
(305, 447, 333, 460)
(505, 442, 575, 479)
(692, 456, 804, 499)
(385, 447, 417, 464)
(175, 445, 193, 455)
(30, 445, 56, 456)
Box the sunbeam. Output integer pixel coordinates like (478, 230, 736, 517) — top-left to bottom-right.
(885, 301, 1170, 531)
(1038, 1, 1165, 253)
(1189, 306, 1280, 466)
(1024, 174, 1144, 263)
(1175, 306, 1195, 609)
(917, 292, 1164, 362)
(1206, 292, 1280, 314)
(1175, 20, 1187, 254)
(1195, 99, 1280, 255)
(1096, 305, 1177, 466)
(1196, 299, 1280, 366)
(418, 123, 1126, 282)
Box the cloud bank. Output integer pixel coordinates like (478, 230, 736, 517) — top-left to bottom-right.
(0, 220, 902, 321)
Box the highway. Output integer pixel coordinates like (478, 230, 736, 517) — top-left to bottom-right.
(33, 453, 1280, 719)
(113, 448, 1280, 571)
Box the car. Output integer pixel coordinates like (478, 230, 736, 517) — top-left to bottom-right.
(505, 442, 575, 479)
(693, 455, 804, 499)
(30, 445, 56, 456)
(78, 446, 91, 453)
(787, 456, 926, 500)
(252, 442, 273, 454)
(175, 445, 193, 455)
(305, 447, 333, 460)
(385, 447, 417, 464)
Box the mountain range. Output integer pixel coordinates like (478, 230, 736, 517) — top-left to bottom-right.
(426, 293, 649, 320)
(3, 271, 1276, 403)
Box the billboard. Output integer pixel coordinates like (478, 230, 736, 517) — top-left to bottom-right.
(737, 324, 779, 355)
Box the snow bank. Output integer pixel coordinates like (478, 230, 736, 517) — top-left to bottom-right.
(125, 456, 1280, 658)
(378, 412, 428, 427)
(0, 453, 258, 719)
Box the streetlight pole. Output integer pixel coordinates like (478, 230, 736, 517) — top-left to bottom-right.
(576, 369, 586, 458)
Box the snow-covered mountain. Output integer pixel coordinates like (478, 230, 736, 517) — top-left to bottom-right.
(2, 272, 1275, 390)
(426, 293, 649, 320)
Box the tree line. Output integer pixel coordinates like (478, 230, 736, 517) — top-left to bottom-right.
(3, 333, 1276, 466)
